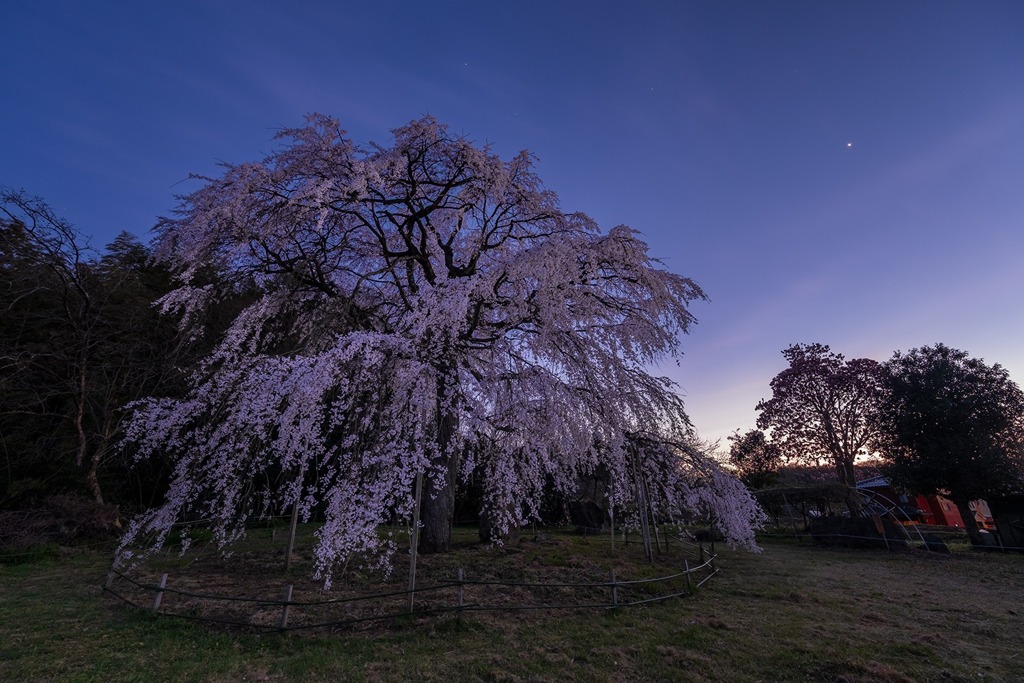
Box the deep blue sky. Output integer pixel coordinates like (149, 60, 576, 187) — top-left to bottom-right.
(4, 1, 1023, 445)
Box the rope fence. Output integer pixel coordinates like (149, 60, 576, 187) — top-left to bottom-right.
(102, 534, 719, 633)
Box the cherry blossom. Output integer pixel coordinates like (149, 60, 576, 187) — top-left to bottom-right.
(118, 115, 762, 585)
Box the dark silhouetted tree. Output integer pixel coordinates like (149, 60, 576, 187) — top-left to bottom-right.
(874, 343, 1024, 546)
(728, 429, 781, 490)
(756, 343, 886, 511)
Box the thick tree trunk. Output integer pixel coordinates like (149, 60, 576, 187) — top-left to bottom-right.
(419, 453, 456, 553)
(418, 374, 459, 554)
(953, 497, 985, 547)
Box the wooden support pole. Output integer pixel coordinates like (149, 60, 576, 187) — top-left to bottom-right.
(629, 448, 653, 562)
(408, 470, 424, 614)
(152, 573, 168, 611)
(457, 567, 465, 611)
(285, 499, 300, 571)
(610, 570, 618, 607)
(279, 584, 294, 629)
(609, 503, 615, 553)
(684, 559, 693, 595)
(642, 473, 661, 556)
(651, 518, 661, 556)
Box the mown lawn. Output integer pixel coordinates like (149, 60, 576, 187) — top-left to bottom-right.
(1, 532, 1022, 682)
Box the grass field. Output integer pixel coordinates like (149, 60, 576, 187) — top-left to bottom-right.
(1, 530, 1022, 682)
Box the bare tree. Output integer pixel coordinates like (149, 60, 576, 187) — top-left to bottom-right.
(1, 190, 176, 505)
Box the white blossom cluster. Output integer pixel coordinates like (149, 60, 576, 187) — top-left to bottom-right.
(118, 115, 763, 585)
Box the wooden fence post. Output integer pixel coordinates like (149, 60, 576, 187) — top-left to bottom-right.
(152, 573, 168, 611)
(279, 584, 294, 629)
(457, 567, 465, 612)
(610, 570, 618, 607)
(683, 560, 693, 595)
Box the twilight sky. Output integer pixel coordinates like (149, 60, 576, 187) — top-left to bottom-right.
(4, 1, 1023, 445)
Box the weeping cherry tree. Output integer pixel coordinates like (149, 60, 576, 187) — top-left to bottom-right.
(118, 115, 762, 585)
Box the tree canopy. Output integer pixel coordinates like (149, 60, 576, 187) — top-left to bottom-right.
(755, 343, 886, 503)
(117, 115, 762, 584)
(874, 343, 1024, 544)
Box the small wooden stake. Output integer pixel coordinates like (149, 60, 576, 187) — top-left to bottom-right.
(152, 573, 168, 611)
(457, 567, 465, 610)
(279, 584, 294, 629)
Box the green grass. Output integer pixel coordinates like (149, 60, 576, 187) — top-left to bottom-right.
(2, 533, 1022, 682)
(0, 542, 61, 565)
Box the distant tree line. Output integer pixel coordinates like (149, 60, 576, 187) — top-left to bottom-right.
(1, 189, 182, 509)
(733, 342, 1024, 545)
